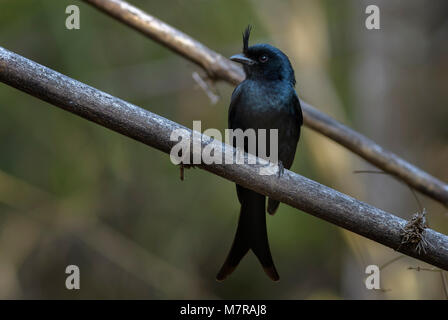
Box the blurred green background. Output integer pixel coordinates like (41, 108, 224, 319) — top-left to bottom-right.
(0, 0, 447, 299)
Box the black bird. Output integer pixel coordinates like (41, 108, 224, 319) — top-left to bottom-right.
(216, 26, 303, 281)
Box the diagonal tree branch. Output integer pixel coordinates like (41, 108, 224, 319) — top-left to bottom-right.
(81, 0, 448, 207)
(1, 46, 448, 270)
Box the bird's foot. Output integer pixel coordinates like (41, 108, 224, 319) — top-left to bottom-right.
(277, 161, 285, 178)
(179, 163, 196, 181)
(277, 161, 284, 178)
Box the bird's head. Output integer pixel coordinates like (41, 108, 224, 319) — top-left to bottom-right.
(230, 25, 296, 86)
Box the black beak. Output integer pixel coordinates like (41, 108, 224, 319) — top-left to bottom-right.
(230, 53, 255, 66)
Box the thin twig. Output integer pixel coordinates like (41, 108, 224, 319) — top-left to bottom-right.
(380, 255, 406, 271)
(408, 266, 440, 272)
(408, 266, 448, 299)
(192, 72, 219, 104)
(354, 170, 424, 213)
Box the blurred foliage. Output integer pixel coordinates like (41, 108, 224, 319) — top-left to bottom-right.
(0, 0, 447, 299)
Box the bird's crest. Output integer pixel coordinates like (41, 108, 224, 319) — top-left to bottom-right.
(242, 25, 252, 55)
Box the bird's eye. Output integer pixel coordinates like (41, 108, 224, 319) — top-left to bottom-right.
(259, 55, 268, 63)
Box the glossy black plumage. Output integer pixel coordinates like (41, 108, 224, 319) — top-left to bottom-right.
(217, 26, 303, 281)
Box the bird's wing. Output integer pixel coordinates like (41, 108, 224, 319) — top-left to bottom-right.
(228, 83, 246, 205)
(228, 83, 244, 129)
(292, 90, 304, 127)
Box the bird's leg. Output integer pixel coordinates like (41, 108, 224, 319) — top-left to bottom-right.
(179, 162, 196, 181)
(277, 161, 284, 178)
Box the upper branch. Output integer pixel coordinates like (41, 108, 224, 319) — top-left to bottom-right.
(82, 0, 448, 207)
(1, 46, 448, 270)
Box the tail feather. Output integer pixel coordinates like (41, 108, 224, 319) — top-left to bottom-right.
(217, 188, 279, 281)
(216, 218, 250, 281)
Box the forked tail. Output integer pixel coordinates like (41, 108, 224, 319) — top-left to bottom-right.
(216, 189, 279, 281)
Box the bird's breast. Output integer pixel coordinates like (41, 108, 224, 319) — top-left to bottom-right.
(232, 80, 297, 130)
